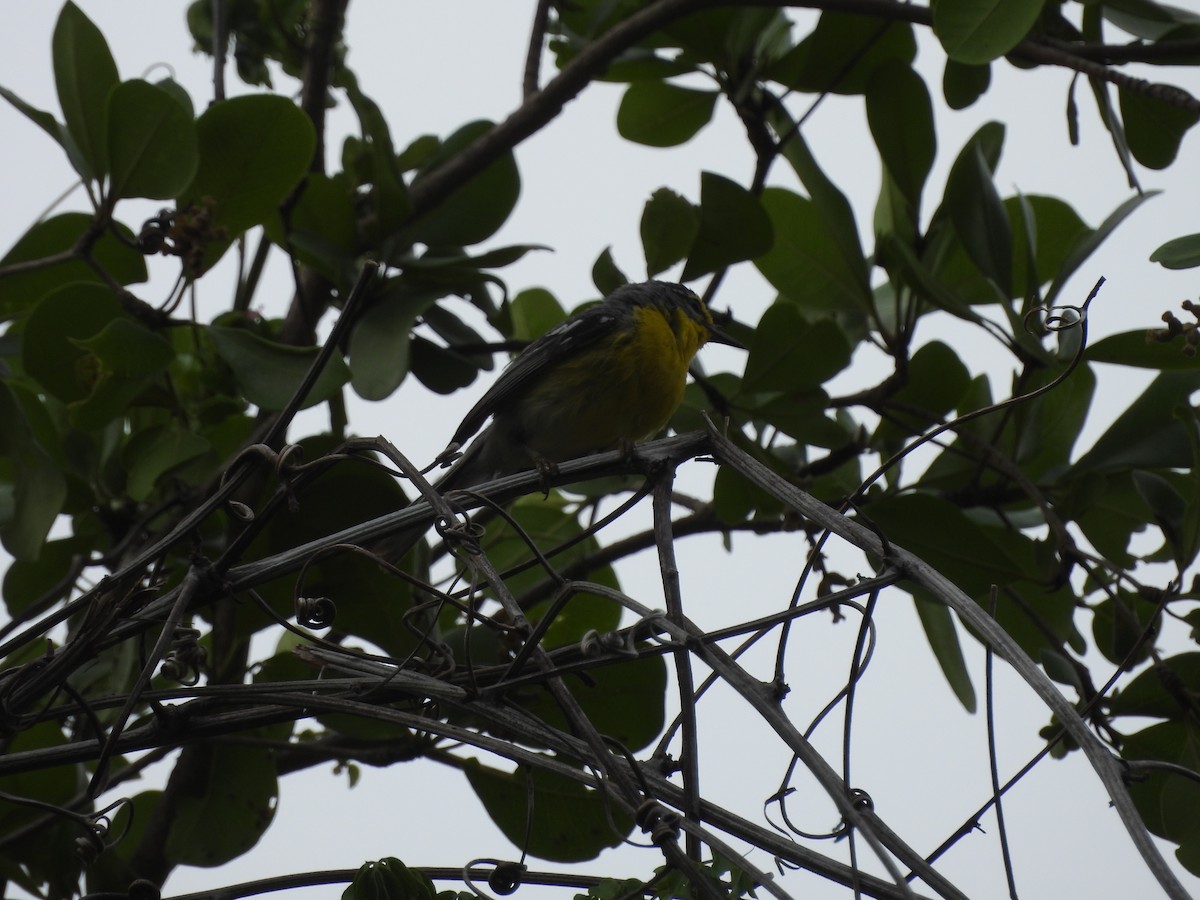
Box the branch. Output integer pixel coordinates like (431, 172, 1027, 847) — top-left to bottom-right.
(705, 422, 1193, 900)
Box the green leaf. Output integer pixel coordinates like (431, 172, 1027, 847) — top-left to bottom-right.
(681, 172, 773, 280)
(741, 303, 851, 393)
(755, 187, 871, 315)
(768, 112, 871, 308)
(0, 86, 70, 153)
(873, 341, 971, 446)
(106, 79, 198, 201)
(509, 287, 566, 342)
(21, 283, 125, 402)
(768, 12, 916, 95)
(616, 81, 717, 147)
(865, 494, 1029, 599)
(1111, 653, 1200, 719)
(942, 58, 991, 109)
(1091, 592, 1158, 668)
(53, 1, 119, 179)
(866, 64, 936, 213)
(0, 384, 67, 561)
(67, 317, 175, 430)
(1151, 232, 1200, 269)
(933, 0, 1043, 64)
(591, 246, 628, 296)
(1087, 330, 1200, 370)
(208, 325, 350, 411)
(121, 423, 211, 502)
(339, 69, 412, 242)
(1121, 720, 1200, 876)
(164, 744, 277, 866)
(243, 438, 420, 651)
(265, 172, 359, 282)
(409, 337, 480, 395)
(640, 188, 699, 277)
(465, 760, 633, 862)
(344, 858, 437, 900)
(181, 95, 316, 268)
(402, 120, 520, 248)
(914, 596, 977, 711)
(943, 122, 1011, 295)
(1073, 371, 1200, 473)
(1119, 84, 1200, 169)
(2, 535, 84, 614)
(0, 213, 146, 320)
(348, 285, 442, 401)
(512, 654, 667, 754)
(1045, 191, 1158, 305)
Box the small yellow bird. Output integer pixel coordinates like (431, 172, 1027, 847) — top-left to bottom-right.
(433, 280, 736, 491)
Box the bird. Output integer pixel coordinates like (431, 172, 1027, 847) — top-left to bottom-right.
(430, 279, 738, 494)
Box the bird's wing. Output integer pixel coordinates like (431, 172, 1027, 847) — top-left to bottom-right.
(445, 301, 621, 449)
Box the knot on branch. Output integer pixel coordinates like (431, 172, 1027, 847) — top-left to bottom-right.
(159, 623, 206, 686)
(487, 860, 527, 895)
(635, 799, 681, 846)
(296, 595, 337, 629)
(435, 515, 487, 555)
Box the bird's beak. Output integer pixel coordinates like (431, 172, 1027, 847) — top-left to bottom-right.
(706, 309, 747, 349)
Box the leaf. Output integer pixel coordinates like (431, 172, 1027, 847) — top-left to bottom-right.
(1086, 330, 1200, 370)
(164, 744, 278, 866)
(1110, 653, 1200, 719)
(465, 760, 633, 862)
(1073, 371, 1200, 473)
(873, 340, 971, 446)
(1045, 191, 1158, 305)
(208, 325, 350, 412)
(914, 595, 977, 711)
(509, 287, 566, 342)
(1151, 232, 1200, 269)
(242, 437, 420, 651)
(933, 0, 1043, 64)
(741, 302, 851, 393)
(768, 12, 916, 95)
(67, 318, 175, 430)
(0, 384, 67, 561)
(592, 246, 628, 296)
(409, 336, 480, 395)
(755, 187, 871, 315)
(21, 283, 125, 402)
(0, 213, 146, 320)
(181, 95, 316, 269)
(53, 1, 119, 179)
(942, 58, 991, 109)
(121, 423, 211, 502)
(348, 285, 442, 401)
(1119, 83, 1200, 169)
(616, 81, 717, 147)
(401, 120, 520, 248)
(866, 64, 936, 213)
(0, 86, 69, 152)
(344, 858, 437, 900)
(339, 68, 412, 241)
(681, 172, 773, 280)
(1121, 720, 1200, 876)
(2, 535, 84, 614)
(942, 122, 1012, 295)
(106, 79, 198, 201)
(768, 113, 870, 308)
(640, 188, 698, 277)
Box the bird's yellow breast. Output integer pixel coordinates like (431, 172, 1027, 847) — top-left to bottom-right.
(502, 304, 708, 464)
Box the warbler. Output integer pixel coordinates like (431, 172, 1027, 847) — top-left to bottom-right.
(433, 280, 736, 491)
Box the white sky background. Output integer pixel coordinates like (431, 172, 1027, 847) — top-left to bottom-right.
(2, 2, 1200, 898)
